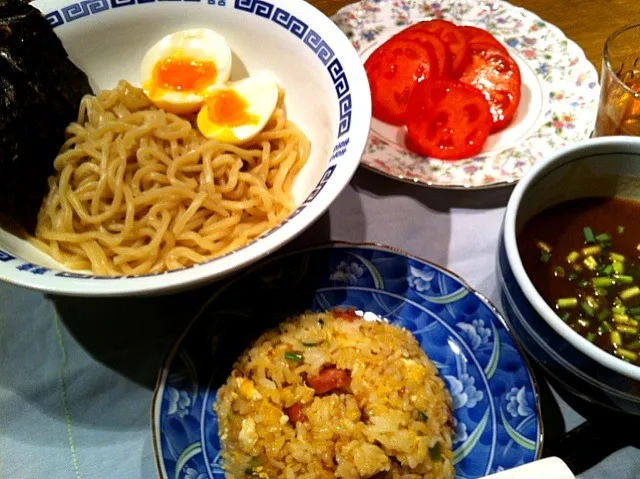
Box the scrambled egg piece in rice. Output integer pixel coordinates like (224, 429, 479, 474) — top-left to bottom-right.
(214, 309, 454, 479)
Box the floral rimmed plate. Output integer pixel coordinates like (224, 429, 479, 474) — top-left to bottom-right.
(152, 243, 543, 479)
(331, 0, 599, 189)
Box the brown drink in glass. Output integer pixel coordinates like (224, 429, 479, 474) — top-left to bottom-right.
(594, 23, 640, 137)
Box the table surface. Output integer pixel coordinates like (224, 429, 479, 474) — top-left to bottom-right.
(2, 1, 640, 478)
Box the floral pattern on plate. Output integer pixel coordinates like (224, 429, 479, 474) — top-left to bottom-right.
(152, 243, 542, 479)
(331, 0, 599, 189)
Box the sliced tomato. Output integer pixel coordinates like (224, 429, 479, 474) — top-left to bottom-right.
(364, 39, 438, 125)
(457, 25, 508, 53)
(405, 20, 470, 77)
(405, 79, 492, 160)
(458, 43, 522, 132)
(306, 367, 351, 395)
(392, 29, 451, 77)
(285, 402, 306, 425)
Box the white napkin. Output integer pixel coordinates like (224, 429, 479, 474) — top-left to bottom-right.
(484, 457, 575, 479)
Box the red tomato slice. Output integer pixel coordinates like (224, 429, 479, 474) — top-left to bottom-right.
(306, 367, 351, 395)
(458, 43, 522, 132)
(405, 79, 492, 160)
(391, 29, 451, 77)
(405, 20, 470, 77)
(457, 25, 508, 54)
(284, 402, 306, 425)
(364, 39, 438, 125)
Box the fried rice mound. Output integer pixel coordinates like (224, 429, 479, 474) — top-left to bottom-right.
(214, 309, 454, 479)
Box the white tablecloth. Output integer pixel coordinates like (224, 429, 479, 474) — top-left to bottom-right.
(1, 168, 639, 478)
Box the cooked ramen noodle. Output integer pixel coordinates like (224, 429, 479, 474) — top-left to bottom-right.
(30, 80, 310, 275)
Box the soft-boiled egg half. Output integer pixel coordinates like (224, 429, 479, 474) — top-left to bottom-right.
(140, 28, 232, 114)
(196, 72, 279, 145)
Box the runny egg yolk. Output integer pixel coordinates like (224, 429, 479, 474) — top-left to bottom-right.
(152, 55, 217, 93)
(204, 88, 259, 127)
(196, 74, 279, 144)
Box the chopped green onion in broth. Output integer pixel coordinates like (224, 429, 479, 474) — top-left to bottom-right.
(518, 197, 640, 366)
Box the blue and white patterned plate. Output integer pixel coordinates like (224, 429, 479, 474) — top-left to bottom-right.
(152, 243, 542, 478)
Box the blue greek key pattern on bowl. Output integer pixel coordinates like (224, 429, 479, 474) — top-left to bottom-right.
(152, 244, 542, 479)
(233, 0, 352, 138)
(44, 0, 205, 27)
(234, 0, 271, 16)
(272, 7, 308, 38)
(303, 29, 335, 64)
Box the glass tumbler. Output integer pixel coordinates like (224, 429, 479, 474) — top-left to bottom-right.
(594, 23, 640, 137)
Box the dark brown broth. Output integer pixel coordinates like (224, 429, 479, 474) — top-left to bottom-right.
(518, 197, 640, 365)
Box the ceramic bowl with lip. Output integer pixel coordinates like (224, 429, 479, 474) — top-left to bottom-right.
(0, 0, 371, 296)
(497, 136, 640, 415)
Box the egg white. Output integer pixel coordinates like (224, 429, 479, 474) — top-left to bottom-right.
(140, 28, 232, 114)
(196, 73, 280, 145)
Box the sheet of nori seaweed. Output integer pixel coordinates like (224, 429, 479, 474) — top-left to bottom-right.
(0, 0, 93, 234)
